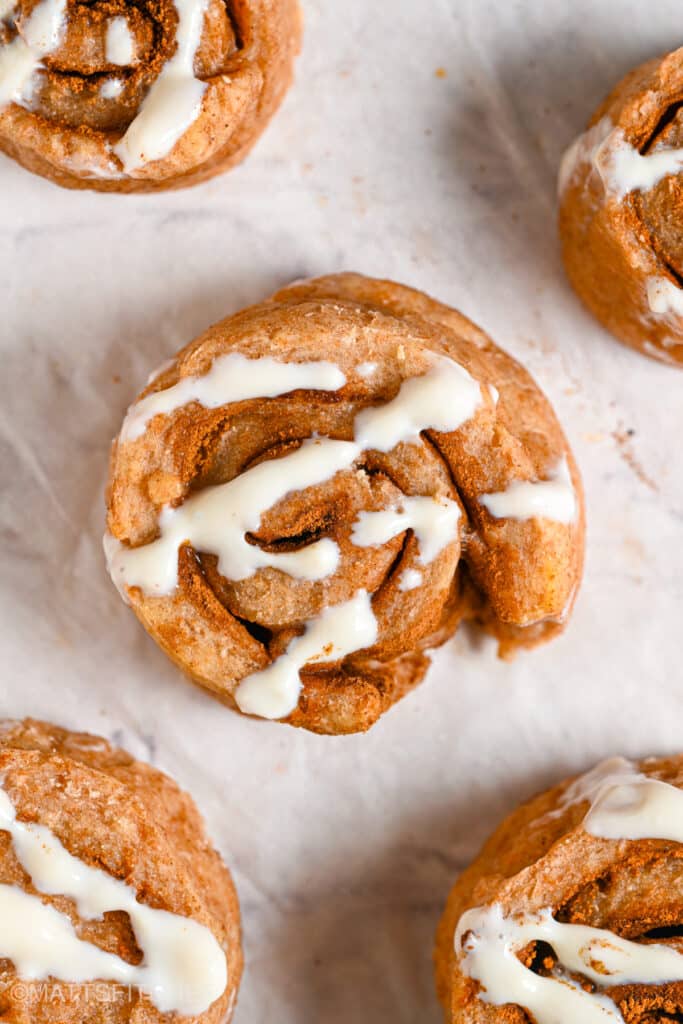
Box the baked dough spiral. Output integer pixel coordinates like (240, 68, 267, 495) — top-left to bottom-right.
(436, 755, 683, 1024)
(0, 717, 242, 1022)
(0, 0, 300, 191)
(560, 47, 683, 366)
(105, 274, 585, 735)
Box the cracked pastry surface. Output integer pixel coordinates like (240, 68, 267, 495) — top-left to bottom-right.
(435, 755, 683, 1023)
(0, 0, 301, 191)
(559, 45, 683, 366)
(105, 273, 585, 735)
(0, 717, 242, 1022)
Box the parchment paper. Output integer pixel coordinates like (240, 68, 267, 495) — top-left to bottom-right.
(1, 1, 682, 1020)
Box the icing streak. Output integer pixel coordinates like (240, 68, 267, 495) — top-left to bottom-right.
(647, 276, 683, 318)
(456, 760, 683, 1024)
(120, 353, 347, 443)
(351, 496, 460, 564)
(114, 0, 211, 172)
(236, 590, 379, 719)
(107, 436, 352, 596)
(105, 16, 134, 66)
(0, 0, 67, 107)
(595, 130, 683, 198)
(579, 757, 683, 844)
(456, 905, 683, 1024)
(0, 783, 227, 1014)
(559, 118, 683, 200)
(480, 457, 577, 524)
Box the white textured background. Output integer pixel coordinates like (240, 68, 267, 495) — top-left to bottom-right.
(1, 1, 682, 1021)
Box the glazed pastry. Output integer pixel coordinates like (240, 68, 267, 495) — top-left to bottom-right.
(105, 273, 585, 735)
(0, 717, 242, 1022)
(559, 46, 683, 365)
(435, 755, 683, 1022)
(0, 0, 300, 192)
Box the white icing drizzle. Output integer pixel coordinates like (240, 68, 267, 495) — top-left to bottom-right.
(398, 568, 422, 591)
(105, 16, 134, 66)
(558, 116, 613, 196)
(356, 361, 378, 378)
(121, 353, 347, 443)
(100, 77, 124, 100)
(114, 0, 210, 172)
(0, 783, 227, 1015)
(235, 590, 378, 719)
(455, 758, 683, 1024)
(582, 758, 683, 844)
(560, 117, 683, 200)
(595, 128, 683, 198)
(0, 0, 67, 108)
(647, 276, 683, 318)
(107, 436, 348, 595)
(106, 353, 482, 719)
(480, 456, 577, 524)
(354, 358, 481, 452)
(351, 496, 460, 564)
(456, 904, 683, 1024)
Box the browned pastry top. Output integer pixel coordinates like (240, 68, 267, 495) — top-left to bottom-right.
(106, 274, 584, 735)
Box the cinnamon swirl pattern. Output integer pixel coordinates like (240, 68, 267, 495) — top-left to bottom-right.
(0, 0, 300, 191)
(436, 755, 683, 1023)
(105, 274, 585, 735)
(0, 717, 242, 1022)
(560, 46, 683, 365)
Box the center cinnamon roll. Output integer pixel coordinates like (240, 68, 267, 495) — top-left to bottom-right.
(105, 273, 585, 735)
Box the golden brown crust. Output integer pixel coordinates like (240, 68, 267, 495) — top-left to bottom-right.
(0, 0, 301, 192)
(435, 755, 683, 1022)
(559, 46, 683, 365)
(106, 273, 585, 735)
(0, 718, 242, 1022)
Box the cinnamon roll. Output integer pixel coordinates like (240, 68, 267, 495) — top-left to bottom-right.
(436, 755, 683, 1023)
(105, 274, 585, 735)
(0, 0, 300, 191)
(0, 717, 242, 1022)
(559, 46, 683, 365)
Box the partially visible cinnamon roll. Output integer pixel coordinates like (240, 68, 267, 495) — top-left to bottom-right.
(0, 0, 300, 191)
(105, 274, 585, 735)
(0, 717, 242, 1022)
(559, 46, 683, 365)
(436, 755, 683, 1023)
